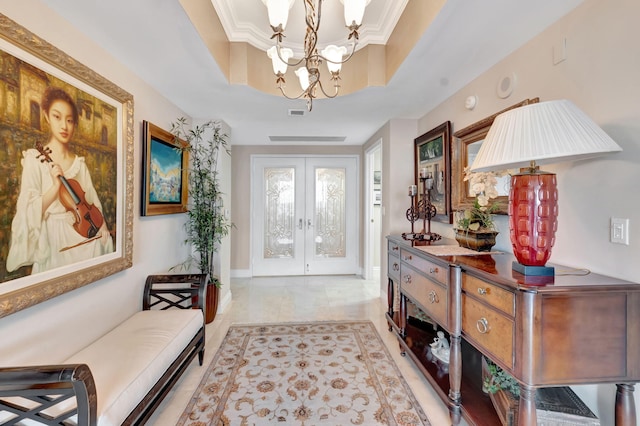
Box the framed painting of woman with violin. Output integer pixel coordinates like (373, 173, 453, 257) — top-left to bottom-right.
(0, 14, 134, 318)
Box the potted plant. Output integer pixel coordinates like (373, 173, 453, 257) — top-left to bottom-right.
(454, 167, 506, 251)
(171, 118, 231, 323)
(481, 357, 521, 426)
(482, 357, 520, 397)
(481, 357, 599, 425)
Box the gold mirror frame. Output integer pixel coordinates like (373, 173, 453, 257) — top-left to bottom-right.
(452, 98, 539, 214)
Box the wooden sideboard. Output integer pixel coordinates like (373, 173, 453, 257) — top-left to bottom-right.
(385, 235, 639, 426)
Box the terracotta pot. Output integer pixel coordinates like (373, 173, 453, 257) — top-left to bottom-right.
(205, 279, 220, 324)
(191, 277, 220, 324)
(455, 229, 499, 252)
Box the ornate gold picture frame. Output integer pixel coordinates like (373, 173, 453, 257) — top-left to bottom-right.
(452, 98, 539, 214)
(0, 14, 134, 318)
(414, 121, 452, 224)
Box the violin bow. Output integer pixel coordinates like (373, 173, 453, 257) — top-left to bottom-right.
(59, 230, 116, 252)
(59, 235, 101, 252)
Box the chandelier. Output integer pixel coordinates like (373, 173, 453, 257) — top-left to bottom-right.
(262, 0, 370, 111)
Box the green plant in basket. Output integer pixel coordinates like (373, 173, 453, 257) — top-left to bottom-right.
(483, 357, 521, 397)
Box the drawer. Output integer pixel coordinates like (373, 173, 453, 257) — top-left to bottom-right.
(388, 254, 400, 281)
(400, 249, 447, 285)
(388, 240, 400, 257)
(462, 294, 514, 369)
(401, 264, 448, 327)
(462, 274, 515, 316)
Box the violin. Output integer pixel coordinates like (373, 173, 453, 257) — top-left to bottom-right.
(36, 142, 105, 239)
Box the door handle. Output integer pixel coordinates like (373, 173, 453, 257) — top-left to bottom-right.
(298, 219, 303, 230)
(307, 219, 312, 229)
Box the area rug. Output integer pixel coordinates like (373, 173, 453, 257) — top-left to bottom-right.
(178, 320, 431, 425)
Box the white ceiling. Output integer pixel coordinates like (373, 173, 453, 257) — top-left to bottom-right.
(39, 0, 583, 145)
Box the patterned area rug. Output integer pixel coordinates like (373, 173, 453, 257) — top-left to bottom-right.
(178, 321, 431, 425)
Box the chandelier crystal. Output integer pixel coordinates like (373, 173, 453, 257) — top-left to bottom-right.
(262, 0, 370, 111)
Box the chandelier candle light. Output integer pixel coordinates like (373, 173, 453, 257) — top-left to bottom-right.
(470, 99, 622, 276)
(262, 0, 370, 111)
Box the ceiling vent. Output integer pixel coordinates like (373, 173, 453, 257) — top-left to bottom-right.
(288, 109, 306, 117)
(268, 136, 347, 143)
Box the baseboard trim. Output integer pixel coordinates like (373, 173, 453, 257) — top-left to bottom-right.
(217, 290, 232, 314)
(231, 269, 252, 278)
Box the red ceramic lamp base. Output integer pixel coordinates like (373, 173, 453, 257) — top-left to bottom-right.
(508, 170, 558, 276)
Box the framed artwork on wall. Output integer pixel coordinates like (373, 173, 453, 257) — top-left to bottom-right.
(452, 98, 539, 214)
(373, 170, 381, 185)
(141, 121, 188, 216)
(0, 14, 134, 318)
(414, 121, 452, 224)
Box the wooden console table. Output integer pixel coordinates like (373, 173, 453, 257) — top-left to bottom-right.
(385, 235, 639, 426)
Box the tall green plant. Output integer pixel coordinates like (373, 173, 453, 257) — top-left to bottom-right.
(171, 118, 231, 284)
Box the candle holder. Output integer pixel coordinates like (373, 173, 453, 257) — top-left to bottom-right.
(402, 174, 442, 246)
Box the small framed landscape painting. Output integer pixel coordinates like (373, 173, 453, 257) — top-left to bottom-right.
(141, 121, 188, 216)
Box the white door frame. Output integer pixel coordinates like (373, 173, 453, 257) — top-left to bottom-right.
(364, 140, 382, 280)
(250, 154, 360, 276)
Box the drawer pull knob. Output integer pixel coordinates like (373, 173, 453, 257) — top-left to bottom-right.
(478, 288, 488, 296)
(428, 290, 439, 304)
(403, 255, 412, 261)
(393, 263, 399, 271)
(404, 275, 412, 284)
(476, 318, 490, 334)
(430, 267, 439, 274)
(392, 246, 399, 251)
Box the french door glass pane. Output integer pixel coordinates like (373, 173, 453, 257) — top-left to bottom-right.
(264, 167, 295, 259)
(315, 167, 346, 258)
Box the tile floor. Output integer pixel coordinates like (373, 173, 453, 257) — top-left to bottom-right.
(148, 275, 466, 425)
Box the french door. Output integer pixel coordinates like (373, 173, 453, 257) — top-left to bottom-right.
(251, 156, 359, 276)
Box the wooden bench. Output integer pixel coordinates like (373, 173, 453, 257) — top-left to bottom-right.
(0, 274, 208, 426)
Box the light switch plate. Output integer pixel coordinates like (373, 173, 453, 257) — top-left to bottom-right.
(611, 217, 629, 245)
(553, 37, 567, 65)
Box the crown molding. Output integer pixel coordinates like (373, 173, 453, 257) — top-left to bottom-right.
(211, 0, 408, 57)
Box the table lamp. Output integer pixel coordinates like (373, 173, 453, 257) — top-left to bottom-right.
(470, 99, 622, 276)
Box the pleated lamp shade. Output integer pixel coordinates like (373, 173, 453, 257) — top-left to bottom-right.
(470, 100, 622, 276)
(471, 99, 622, 172)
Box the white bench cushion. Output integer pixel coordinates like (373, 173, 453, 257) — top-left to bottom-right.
(63, 309, 203, 426)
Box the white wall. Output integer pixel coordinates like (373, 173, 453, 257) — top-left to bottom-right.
(0, 0, 230, 365)
(382, 0, 639, 422)
(366, 119, 418, 283)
